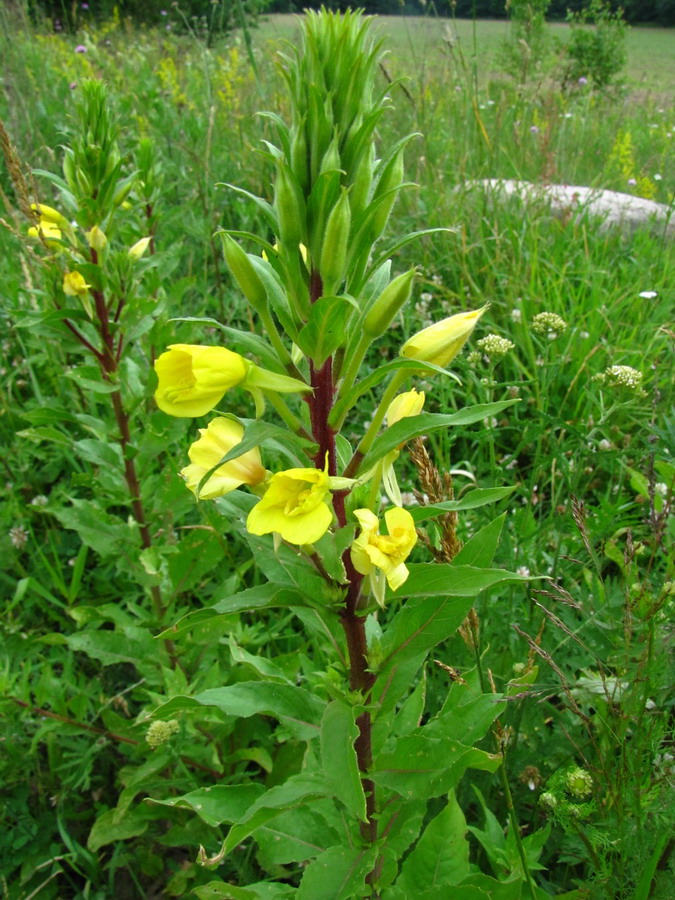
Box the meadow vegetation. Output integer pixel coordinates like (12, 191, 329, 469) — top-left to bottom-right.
(0, 5, 673, 900)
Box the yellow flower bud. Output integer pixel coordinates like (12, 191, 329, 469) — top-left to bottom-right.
(154, 344, 250, 418)
(63, 271, 91, 298)
(86, 225, 108, 251)
(350, 506, 417, 594)
(386, 388, 425, 427)
(128, 237, 152, 260)
(401, 305, 488, 368)
(181, 417, 266, 500)
(246, 463, 334, 545)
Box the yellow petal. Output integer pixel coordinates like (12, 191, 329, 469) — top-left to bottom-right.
(401, 306, 488, 368)
(386, 388, 425, 426)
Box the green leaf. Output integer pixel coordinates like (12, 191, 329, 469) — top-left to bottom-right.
(50, 499, 131, 557)
(296, 845, 379, 900)
(330, 359, 457, 428)
(211, 419, 316, 468)
(193, 882, 297, 900)
(451, 514, 506, 568)
(87, 805, 157, 852)
(391, 564, 531, 599)
(64, 365, 118, 394)
(320, 701, 367, 822)
(372, 735, 500, 800)
(410, 491, 514, 524)
(429, 683, 505, 746)
(397, 791, 470, 891)
(256, 805, 339, 866)
(73, 438, 123, 470)
(361, 402, 519, 470)
(366, 228, 457, 280)
(218, 774, 329, 857)
(456, 874, 526, 900)
(147, 784, 265, 828)
(296, 296, 354, 366)
(161, 583, 316, 640)
(152, 683, 324, 740)
(66, 626, 155, 668)
(16, 426, 72, 447)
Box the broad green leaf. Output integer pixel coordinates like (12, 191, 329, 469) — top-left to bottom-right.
(429, 685, 505, 746)
(66, 626, 155, 669)
(410, 491, 514, 524)
(296, 295, 355, 366)
(372, 735, 500, 800)
(456, 874, 527, 900)
(152, 682, 324, 740)
(360, 402, 518, 470)
(73, 438, 123, 469)
(256, 805, 339, 866)
(451, 514, 506, 568)
(50, 499, 131, 557)
(397, 791, 470, 891)
(16, 426, 72, 447)
(146, 784, 265, 828)
(21, 406, 79, 426)
(219, 774, 329, 857)
(296, 845, 379, 900)
(87, 804, 158, 852)
(160, 583, 315, 640)
(392, 669, 426, 736)
(229, 636, 292, 684)
(320, 701, 367, 822)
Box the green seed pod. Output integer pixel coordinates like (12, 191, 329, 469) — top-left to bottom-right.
(369, 149, 404, 243)
(275, 164, 305, 248)
(221, 234, 268, 313)
(363, 268, 415, 338)
(319, 189, 351, 295)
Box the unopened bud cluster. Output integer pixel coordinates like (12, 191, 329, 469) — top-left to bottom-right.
(477, 333, 515, 359)
(531, 312, 567, 339)
(146, 719, 180, 748)
(593, 365, 645, 395)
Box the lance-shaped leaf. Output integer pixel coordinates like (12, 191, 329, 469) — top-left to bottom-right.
(359, 402, 518, 471)
(146, 784, 265, 828)
(397, 791, 470, 892)
(409, 491, 514, 524)
(296, 845, 379, 900)
(320, 702, 367, 822)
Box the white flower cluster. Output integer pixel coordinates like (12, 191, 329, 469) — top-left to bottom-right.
(531, 312, 568, 339)
(593, 365, 645, 395)
(476, 333, 515, 359)
(9, 525, 29, 549)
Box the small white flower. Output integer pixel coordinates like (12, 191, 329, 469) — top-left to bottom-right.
(9, 525, 29, 549)
(517, 565, 530, 577)
(30, 495, 49, 506)
(639, 290, 658, 299)
(476, 334, 515, 358)
(655, 483, 668, 497)
(511, 308, 522, 323)
(653, 174, 662, 182)
(598, 439, 613, 451)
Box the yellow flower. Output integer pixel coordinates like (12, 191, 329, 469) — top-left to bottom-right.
(154, 344, 250, 418)
(28, 220, 62, 244)
(386, 388, 425, 427)
(400, 306, 488, 368)
(246, 463, 334, 545)
(30, 203, 70, 229)
(63, 271, 91, 297)
(181, 417, 266, 500)
(351, 507, 417, 594)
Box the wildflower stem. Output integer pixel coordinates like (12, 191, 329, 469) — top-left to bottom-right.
(263, 389, 313, 442)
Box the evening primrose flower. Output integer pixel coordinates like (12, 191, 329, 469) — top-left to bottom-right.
(28, 220, 62, 244)
(181, 417, 266, 499)
(350, 506, 417, 600)
(247, 460, 349, 545)
(30, 203, 70, 230)
(401, 305, 487, 368)
(63, 271, 91, 297)
(154, 344, 310, 418)
(154, 344, 250, 417)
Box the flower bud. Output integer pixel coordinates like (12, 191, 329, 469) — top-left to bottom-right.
(221, 234, 268, 313)
(86, 225, 108, 251)
(128, 237, 152, 260)
(401, 305, 488, 368)
(319, 190, 351, 294)
(30, 203, 70, 230)
(369, 149, 404, 242)
(275, 164, 305, 248)
(28, 220, 62, 245)
(386, 388, 425, 426)
(363, 269, 415, 338)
